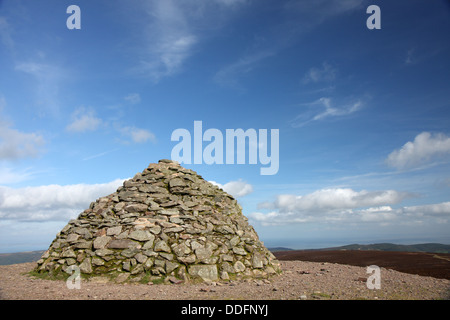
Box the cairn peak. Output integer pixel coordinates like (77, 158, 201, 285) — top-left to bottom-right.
(35, 159, 281, 283)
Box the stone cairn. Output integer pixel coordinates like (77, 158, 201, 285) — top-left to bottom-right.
(35, 159, 281, 284)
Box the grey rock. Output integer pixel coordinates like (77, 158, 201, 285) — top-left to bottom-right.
(177, 254, 196, 264)
(144, 259, 154, 270)
(92, 257, 105, 266)
(165, 226, 184, 233)
(160, 209, 179, 216)
(115, 273, 130, 283)
(73, 240, 92, 249)
(165, 261, 179, 274)
(142, 239, 155, 250)
(169, 178, 186, 188)
(95, 248, 114, 257)
(173, 243, 191, 257)
(252, 253, 264, 269)
(216, 225, 234, 234)
(234, 261, 246, 273)
(188, 265, 218, 281)
(66, 233, 80, 243)
(62, 249, 76, 258)
(220, 271, 230, 280)
(93, 236, 111, 249)
(80, 258, 93, 274)
(122, 261, 131, 272)
(135, 253, 148, 264)
(128, 230, 154, 242)
(149, 226, 162, 235)
(108, 239, 138, 249)
(195, 247, 213, 262)
(154, 240, 171, 253)
(121, 248, 139, 258)
(107, 226, 122, 236)
(131, 264, 144, 275)
(233, 247, 247, 256)
(125, 203, 148, 213)
(221, 262, 235, 273)
(159, 252, 174, 260)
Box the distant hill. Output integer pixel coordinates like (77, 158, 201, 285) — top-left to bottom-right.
(1, 243, 449, 265)
(268, 247, 294, 252)
(0, 250, 45, 265)
(322, 243, 450, 254)
(270, 243, 450, 254)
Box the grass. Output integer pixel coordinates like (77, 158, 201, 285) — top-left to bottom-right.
(311, 292, 332, 299)
(27, 269, 69, 281)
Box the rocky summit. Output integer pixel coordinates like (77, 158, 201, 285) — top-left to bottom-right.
(35, 159, 281, 284)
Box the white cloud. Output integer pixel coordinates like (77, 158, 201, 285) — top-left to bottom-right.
(213, 50, 276, 88)
(129, 0, 252, 83)
(119, 126, 156, 144)
(0, 97, 44, 160)
(259, 188, 411, 212)
(303, 62, 337, 84)
(66, 107, 102, 133)
(285, 0, 365, 23)
(15, 61, 63, 116)
(210, 179, 253, 198)
(0, 179, 125, 222)
(386, 132, 450, 169)
(214, 0, 248, 6)
(291, 97, 363, 127)
(357, 206, 397, 222)
(400, 202, 450, 217)
(135, 0, 198, 82)
(250, 188, 415, 226)
(405, 48, 416, 65)
(0, 121, 45, 160)
(124, 93, 141, 104)
(0, 16, 14, 50)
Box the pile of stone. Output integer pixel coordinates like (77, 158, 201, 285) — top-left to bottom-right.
(35, 159, 281, 283)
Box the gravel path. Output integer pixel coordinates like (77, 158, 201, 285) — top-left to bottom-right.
(0, 261, 448, 300)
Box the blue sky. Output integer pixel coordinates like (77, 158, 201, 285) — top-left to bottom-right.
(1, 0, 450, 252)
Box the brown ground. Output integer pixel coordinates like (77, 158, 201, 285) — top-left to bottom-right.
(0, 259, 448, 300)
(273, 250, 450, 280)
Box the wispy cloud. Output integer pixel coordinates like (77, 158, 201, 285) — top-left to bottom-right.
(0, 167, 37, 185)
(386, 132, 450, 170)
(15, 60, 64, 116)
(124, 93, 141, 105)
(291, 97, 363, 127)
(302, 62, 337, 84)
(82, 149, 119, 161)
(284, 0, 366, 24)
(0, 16, 14, 50)
(0, 125, 44, 160)
(119, 126, 156, 144)
(0, 107, 44, 161)
(65, 106, 157, 145)
(66, 107, 102, 133)
(405, 48, 416, 65)
(213, 51, 276, 89)
(132, 0, 251, 82)
(133, 0, 198, 82)
(214, 0, 363, 89)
